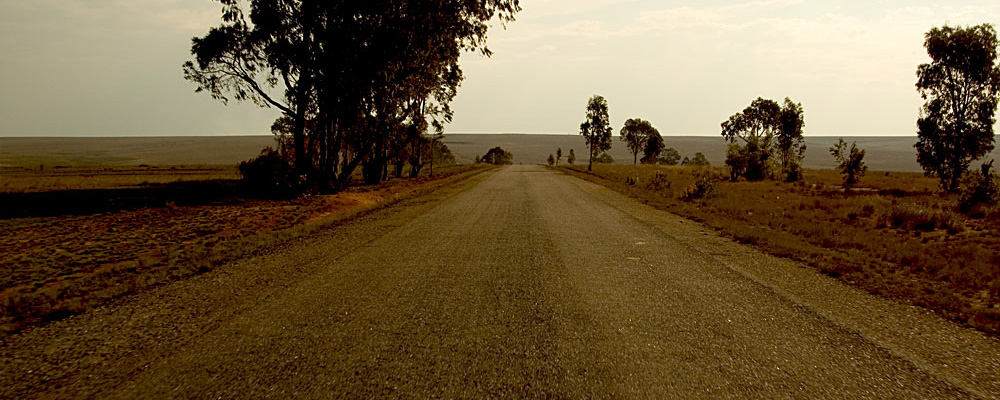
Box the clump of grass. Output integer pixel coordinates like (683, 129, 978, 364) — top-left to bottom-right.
(680, 168, 719, 200)
(885, 204, 961, 232)
(646, 171, 672, 192)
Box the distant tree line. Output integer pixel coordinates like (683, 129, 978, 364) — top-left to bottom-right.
(185, 0, 520, 193)
(567, 23, 999, 212)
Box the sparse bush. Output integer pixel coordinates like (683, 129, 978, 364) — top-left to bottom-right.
(830, 138, 867, 186)
(478, 146, 513, 165)
(238, 147, 298, 198)
(626, 175, 639, 186)
(647, 171, 671, 191)
(657, 148, 681, 165)
(682, 152, 711, 167)
(784, 157, 803, 182)
(725, 141, 771, 181)
(593, 152, 615, 164)
(681, 168, 718, 200)
(958, 161, 999, 216)
(547, 154, 555, 166)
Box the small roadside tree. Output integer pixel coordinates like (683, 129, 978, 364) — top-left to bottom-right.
(830, 138, 867, 186)
(480, 146, 513, 165)
(556, 148, 562, 165)
(683, 152, 711, 167)
(581, 95, 613, 171)
(658, 148, 681, 165)
(721, 98, 780, 181)
(916, 23, 1000, 192)
(547, 154, 555, 165)
(959, 160, 1000, 214)
(722, 97, 806, 181)
(640, 133, 665, 164)
(776, 98, 807, 181)
(620, 118, 659, 164)
(593, 152, 615, 164)
(568, 149, 576, 165)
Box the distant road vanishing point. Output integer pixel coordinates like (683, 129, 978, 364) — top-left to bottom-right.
(3, 165, 999, 398)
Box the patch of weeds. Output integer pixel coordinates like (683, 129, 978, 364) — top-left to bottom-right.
(680, 169, 719, 201)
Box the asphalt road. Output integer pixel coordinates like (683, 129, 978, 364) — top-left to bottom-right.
(3, 165, 1000, 399)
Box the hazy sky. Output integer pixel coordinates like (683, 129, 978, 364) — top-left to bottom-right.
(1, 0, 998, 137)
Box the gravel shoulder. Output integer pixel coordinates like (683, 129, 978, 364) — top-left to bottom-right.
(2, 165, 998, 399)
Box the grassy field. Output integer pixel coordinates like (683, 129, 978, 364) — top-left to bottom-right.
(0, 163, 489, 334)
(0, 164, 239, 193)
(560, 164, 1000, 335)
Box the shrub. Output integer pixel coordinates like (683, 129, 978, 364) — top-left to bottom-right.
(479, 146, 513, 165)
(830, 138, 867, 186)
(681, 168, 718, 200)
(657, 148, 681, 165)
(238, 147, 298, 198)
(725, 141, 771, 181)
(682, 152, 711, 167)
(647, 171, 672, 191)
(958, 161, 1000, 216)
(784, 157, 803, 182)
(593, 151, 615, 164)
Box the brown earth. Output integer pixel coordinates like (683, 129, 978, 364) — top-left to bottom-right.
(0, 165, 490, 333)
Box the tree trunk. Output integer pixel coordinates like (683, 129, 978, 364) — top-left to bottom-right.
(588, 145, 594, 171)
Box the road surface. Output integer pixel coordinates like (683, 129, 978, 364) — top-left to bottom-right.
(3, 165, 999, 398)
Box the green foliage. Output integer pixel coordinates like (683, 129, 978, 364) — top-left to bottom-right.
(682, 152, 711, 167)
(830, 138, 868, 186)
(238, 147, 298, 198)
(776, 98, 807, 181)
(657, 148, 681, 165)
(479, 146, 513, 165)
(721, 97, 804, 181)
(916, 23, 1000, 192)
(640, 132, 666, 164)
(620, 118, 660, 164)
(725, 141, 772, 181)
(681, 168, 718, 200)
(185, 0, 522, 191)
(581, 95, 613, 171)
(547, 154, 555, 166)
(959, 161, 1000, 215)
(593, 152, 615, 164)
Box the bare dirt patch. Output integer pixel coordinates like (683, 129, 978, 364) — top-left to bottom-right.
(0, 165, 489, 334)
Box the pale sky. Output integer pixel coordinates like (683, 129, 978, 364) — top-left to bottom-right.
(1, 0, 998, 137)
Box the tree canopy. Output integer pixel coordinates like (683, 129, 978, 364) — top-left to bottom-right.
(479, 146, 513, 165)
(620, 118, 660, 164)
(721, 97, 806, 181)
(580, 95, 613, 171)
(915, 23, 1000, 192)
(184, 0, 520, 192)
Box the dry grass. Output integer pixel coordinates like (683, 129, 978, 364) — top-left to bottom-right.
(0, 164, 488, 334)
(561, 164, 1000, 335)
(0, 164, 239, 193)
